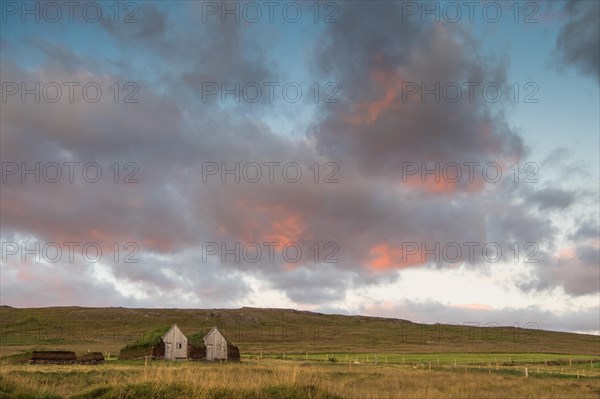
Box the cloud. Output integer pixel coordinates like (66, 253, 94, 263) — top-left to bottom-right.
(357, 299, 600, 335)
(0, 246, 251, 308)
(554, 0, 600, 81)
(519, 242, 600, 296)
(570, 219, 600, 240)
(0, 1, 596, 323)
(529, 187, 575, 210)
(312, 3, 524, 180)
(100, 3, 168, 39)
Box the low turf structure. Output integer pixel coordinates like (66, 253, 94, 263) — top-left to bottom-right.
(187, 331, 208, 361)
(118, 327, 169, 360)
(227, 342, 241, 361)
(29, 351, 77, 364)
(77, 352, 105, 365)
(28, 350, 105, 365)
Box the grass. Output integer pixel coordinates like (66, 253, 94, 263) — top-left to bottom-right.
(1, 306, 599, 398)
(1, 359, 599, 399)
(122, 326, 169, 350)
(1, 306, 599, 357)
(260, 352, 599, 365)
(188, 331, 208, 347)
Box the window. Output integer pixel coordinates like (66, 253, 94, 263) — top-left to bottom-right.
(178, 343, 182, 349)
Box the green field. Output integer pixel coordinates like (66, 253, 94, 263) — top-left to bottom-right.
(256, 351, 599, 365)
(2, 306, 598, 356)
(1, 306, 599, 398)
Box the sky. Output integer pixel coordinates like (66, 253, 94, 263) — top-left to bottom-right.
(1, 1, 599, 335)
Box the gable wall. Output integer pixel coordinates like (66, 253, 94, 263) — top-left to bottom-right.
(163, 326, 188, 360)
(203, 328, 228, 360)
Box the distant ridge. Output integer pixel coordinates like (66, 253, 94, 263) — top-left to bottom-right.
(0, 306, 598, 357)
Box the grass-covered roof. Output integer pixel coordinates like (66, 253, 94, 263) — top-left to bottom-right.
(187, 331, 205, 346)
(123, 326, 170, 350)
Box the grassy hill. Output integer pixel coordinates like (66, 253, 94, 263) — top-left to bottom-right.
(1, 306, 598, 357)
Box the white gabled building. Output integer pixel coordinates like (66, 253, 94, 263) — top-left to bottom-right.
(203, 326, 228, 361)
(162, 324, 188, 360)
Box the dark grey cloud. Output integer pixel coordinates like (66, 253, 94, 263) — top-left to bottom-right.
(519, 244, 600, 296)
(570, 219, 600, 240)
(529, 187, 576, 210)
(576, 244, 600, 266)
(554, 0, 600, 81)
(267, 264, 353, 304)
(312, 2, 525, 179)
(100, 3, 168, 39)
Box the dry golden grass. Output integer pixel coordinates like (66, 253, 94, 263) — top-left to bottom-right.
(1, 359, 598, 399)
